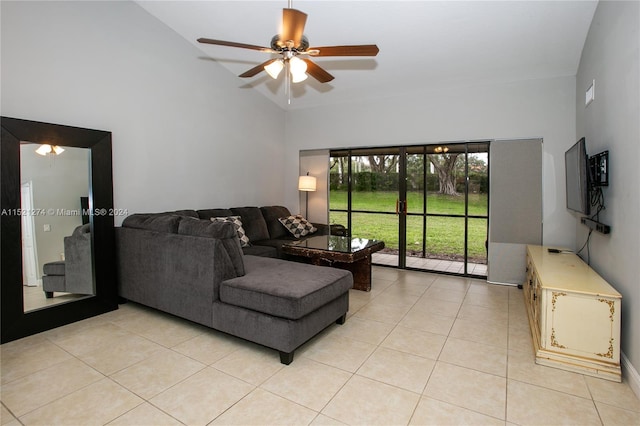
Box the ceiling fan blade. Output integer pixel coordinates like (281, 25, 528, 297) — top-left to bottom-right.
(197, 38, 273, 53)
(308, 45, 380, 57)
(302, 59, 334, 83)
(238, 59, 278, 78)
(281, 8, 307, 47)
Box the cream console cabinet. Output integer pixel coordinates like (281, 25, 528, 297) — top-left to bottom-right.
(523, 245, 621, 382)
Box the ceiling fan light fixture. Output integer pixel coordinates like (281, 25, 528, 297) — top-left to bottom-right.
(289, 56, 308, 83)
(265, 59, 284, 79)
(291, 70, 308, 83)
(197, 4, 379, 94)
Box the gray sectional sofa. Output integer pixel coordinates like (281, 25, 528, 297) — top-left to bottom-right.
(116, 206, 353, 364)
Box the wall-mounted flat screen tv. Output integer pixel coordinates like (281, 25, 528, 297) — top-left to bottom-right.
(565, 137, 590, 215)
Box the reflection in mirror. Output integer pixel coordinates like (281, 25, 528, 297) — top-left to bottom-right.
(19, 143, 94, 312)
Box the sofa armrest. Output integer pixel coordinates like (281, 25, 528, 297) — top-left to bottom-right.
(116, 227, 236, 327)
(310, 223, 348, 236)
(329, 224, 348, 236)
(312, 223, 330, 236)
(63, 233, 93, 295)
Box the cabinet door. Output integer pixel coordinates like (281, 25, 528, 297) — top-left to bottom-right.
(543, 291, 620, 363)
(532, 276, 542, 338)
(523, 262, 534, 305)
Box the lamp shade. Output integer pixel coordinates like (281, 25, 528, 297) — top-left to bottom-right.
(289, 56, 308, 83)
(298, 175, 317, 192)
(265, 59, 284, 79)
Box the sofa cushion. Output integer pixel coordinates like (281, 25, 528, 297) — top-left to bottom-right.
(197, 208, 233, 220)
(122, 214, 182, 233)
(242, 244, 278, 258)
(260, 206, 293, 239)
(178, 218, 245, 276)
(72, 223, 91, 236)
(171, 209, 199, 218)
(230, 207, 270, 242)
(220, 255, 353, 320)
(211, 216, 251, 247)
(43, 260, 66, 276)
(252, 238, 297, 258)
(279, 215, 318, 238)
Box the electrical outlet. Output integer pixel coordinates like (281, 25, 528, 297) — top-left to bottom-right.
(43, 224, 51, 232)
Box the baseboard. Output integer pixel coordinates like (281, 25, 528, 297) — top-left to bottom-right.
(621, 351, 640, 400)
(486, 280, 518, 287)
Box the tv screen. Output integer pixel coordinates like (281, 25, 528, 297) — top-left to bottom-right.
(565, 138, 590, 215)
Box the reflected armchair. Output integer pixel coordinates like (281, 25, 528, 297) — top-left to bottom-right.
(42, 224, 93, 298)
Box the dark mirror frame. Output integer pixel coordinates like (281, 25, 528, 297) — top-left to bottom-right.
(1, 116, 118, 343)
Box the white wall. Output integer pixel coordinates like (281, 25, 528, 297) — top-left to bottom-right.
(299, 150, 330, 224)
(1, 1, 286, 224)
(285, 76, 578, 248)
(575, 0, 640, 393)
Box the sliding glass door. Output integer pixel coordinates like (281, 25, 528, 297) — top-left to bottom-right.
(329, 142, 489, 277)
(330, 148, 401, 261)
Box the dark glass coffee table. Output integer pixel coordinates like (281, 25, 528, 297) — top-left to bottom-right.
(282, 235, 385, 291)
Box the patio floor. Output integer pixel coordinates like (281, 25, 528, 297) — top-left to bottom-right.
(372, 252, 487, 277)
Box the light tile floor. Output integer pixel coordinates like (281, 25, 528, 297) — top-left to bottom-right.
(2, 267, 639, 425)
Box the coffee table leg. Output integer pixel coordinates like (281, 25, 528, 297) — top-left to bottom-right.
(328, 257, 372, 291)
(309, 256, 373, 292)
(349, 257, 372, 291)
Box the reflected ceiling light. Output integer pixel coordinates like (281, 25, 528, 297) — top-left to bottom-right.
(35, 144, 65, 156)
(434, 146, 449, 153)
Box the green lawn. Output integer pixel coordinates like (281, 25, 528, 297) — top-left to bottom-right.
(329, 190, 488, 261)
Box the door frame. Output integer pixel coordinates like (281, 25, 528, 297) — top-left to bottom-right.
(20, 181, 39, 286)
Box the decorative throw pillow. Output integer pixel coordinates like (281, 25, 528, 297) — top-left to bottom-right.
(278, 215, 318, 238)
(211, 216, 251, 247)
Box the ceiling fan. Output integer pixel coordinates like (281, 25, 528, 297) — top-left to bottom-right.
(197, 3, 379, 85)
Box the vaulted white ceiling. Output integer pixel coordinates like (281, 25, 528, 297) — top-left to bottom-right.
(137, 1, 598, 110)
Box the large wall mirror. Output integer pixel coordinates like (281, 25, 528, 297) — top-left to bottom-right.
(1, 116, 118, 343)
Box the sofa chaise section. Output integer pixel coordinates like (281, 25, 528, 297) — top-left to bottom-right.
(116, 213, 353, 364)
(214, 255, 352, 364)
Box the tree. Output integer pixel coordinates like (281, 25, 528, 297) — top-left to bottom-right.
(429, 153, 461, 196)
(367, 155, 398, 173)
(330, 156, 349, 187)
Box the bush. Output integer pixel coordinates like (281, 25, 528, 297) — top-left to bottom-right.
(331, 172, 487, 193)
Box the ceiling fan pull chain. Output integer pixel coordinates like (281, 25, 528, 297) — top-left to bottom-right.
(286, 60, 292, 105)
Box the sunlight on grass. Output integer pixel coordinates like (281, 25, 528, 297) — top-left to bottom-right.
(329, 191, 488, 262)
